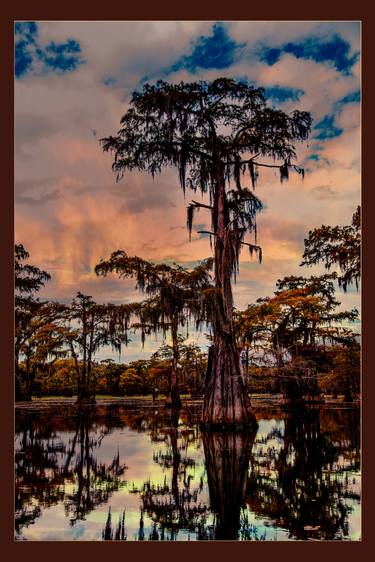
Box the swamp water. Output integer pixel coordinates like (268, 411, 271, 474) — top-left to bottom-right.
(15, 400, 360, 541)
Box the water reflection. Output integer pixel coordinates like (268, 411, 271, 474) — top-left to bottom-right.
(15, 402, 360, 541)
(15, 406, 127, 537)
(63, 410, 127, 524)
(129, 409, 210, 541)
(203, 430, 256, 540)
(247, 407, 360, 540)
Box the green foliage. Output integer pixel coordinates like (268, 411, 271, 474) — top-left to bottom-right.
(34, 359, 77, 396)
(15, 244, 68, 401)
(236, 273, 359, 401)
(318, 344, 360, 400)
(95, 252, 213, 342)
(149, 338, 207, 396)
(95, 359, 126, 395)
(245, 367, 276, 394)
(301, 206, 360, 291)
(63, 292, 132, 402)
(119, 368, 144, 395)
(237, 274, 358, 358)
(15, 243, 51, 299)
(28, 338, 208, 399)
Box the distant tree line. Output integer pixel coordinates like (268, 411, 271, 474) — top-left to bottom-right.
(15, 206, 360, 404)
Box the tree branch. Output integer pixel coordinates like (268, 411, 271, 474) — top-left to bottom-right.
(197, 230, 261, 252)
(190, 200, 213, 210)
(252, 160, 284, 169)
(227, 153, 260, 166)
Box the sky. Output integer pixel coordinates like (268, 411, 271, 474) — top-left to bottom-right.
(14, 21, 361, 361)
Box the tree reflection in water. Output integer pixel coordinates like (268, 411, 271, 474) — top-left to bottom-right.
(203, 430, 256, 540)
(102, 507, 127, 540)
(247, 406, 360, 540)
(15, 406, 127, 537)
(63, 408, 127, 524)
(15, 402, 360, 541)
(15, 415, 66, 535)
(128, 408, 212, 540)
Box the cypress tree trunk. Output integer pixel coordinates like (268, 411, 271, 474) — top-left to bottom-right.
(24, 369, 35, 402)
(77, 390, 95, 404)
(15, 374, 23, 401)
(165, 318, 182, 409)
(203, 334, 254, 428)
(76, 331, 96, 404)
(76, 385, 96, 404)
(202, 172, 257, 428)
(22, 354, 33, 402)
(15, 353, 25, 401)
(76, 367, 96, 404)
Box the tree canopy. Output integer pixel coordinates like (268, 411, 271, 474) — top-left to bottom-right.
(95, 251, 213, 407)
(15, 243, 51, 301)
(95, 251, 213, 334)
(15, 244, 57, 400)
(237, 273, 358, 361)
(102, 78, 311, 189)
(63, 291, 134, 402)
(301, 206, 360, 291)
(101, 78, 311, 289)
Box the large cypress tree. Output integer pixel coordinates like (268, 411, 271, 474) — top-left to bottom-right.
(100, 78, 311, 427)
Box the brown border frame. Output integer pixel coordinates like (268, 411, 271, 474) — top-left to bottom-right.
(1, 3, 373, 560)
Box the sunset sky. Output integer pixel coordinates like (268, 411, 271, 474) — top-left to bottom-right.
(15, 21, 361, 360)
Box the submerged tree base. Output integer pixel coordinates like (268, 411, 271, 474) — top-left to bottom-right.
(15, 395, 33, 403)
(202, 340, 257, 429)
(282, 396, 326, 410)
(165, 400, 182, 410)
(165, 397, 182, 410)
(164, 389, 182, 410)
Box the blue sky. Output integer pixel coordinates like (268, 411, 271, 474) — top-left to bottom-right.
(15, 21, 83, 78)
(258, 33, 359, 73)
(15, 21, 361, 361)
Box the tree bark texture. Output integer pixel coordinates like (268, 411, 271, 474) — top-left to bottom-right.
(203, 173, 256, 428)
(203, 335, 256, 427)
(165, 318, 182, 409)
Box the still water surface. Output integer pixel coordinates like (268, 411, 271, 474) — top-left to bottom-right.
(15, 400, 360, 541)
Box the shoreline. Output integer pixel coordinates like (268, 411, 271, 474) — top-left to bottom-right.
(14, 393, 360, 410)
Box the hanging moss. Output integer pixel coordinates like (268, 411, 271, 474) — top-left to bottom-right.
(248, 161, 259, 189)
(187, 203, 196, 241)
(279, 162, 289, 183)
